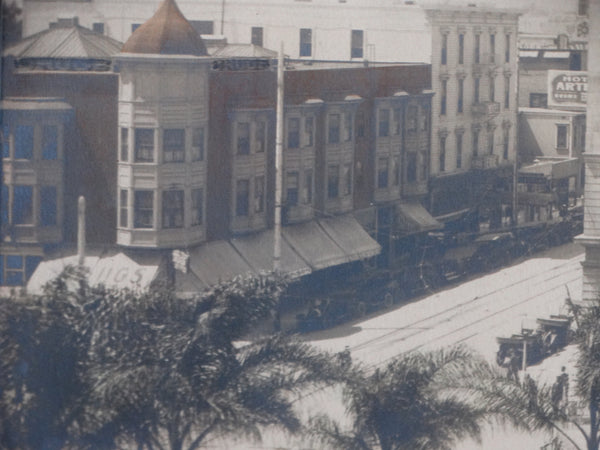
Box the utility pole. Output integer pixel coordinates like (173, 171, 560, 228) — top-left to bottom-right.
(274, 43, 284, 272)
(77, 196, 86, 266)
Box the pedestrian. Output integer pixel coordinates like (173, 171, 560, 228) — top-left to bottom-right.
(551, 375, 563, 414)
(337, 345, 352, 371)
(524, 373, 538, 409)
(558, 366, 569, 411)
(506, 349, 520, 383)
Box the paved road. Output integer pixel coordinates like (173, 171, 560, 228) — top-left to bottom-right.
(206, 242, 585, 449)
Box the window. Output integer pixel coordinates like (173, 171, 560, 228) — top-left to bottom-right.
(421, 105, 430, 131)
(407, 152, 417, 183)
(441, 80, 447, 115)
(163, 129, 185, 163)
(407, 105, 418, 131)
(441, 33, 448, 65)
(189, 20, 214, 35)
(162, 190, 184, 228)
(5, 255, 24, 286)
(474, 77, 480, 104)
(356, 111, 366, 138)
(458, 34, 464, 64)
(288, 118, 300, 149)
(529, 93, 548, 108)
(505, 34, 510, 63)
(488, 131, 494, 155)
(2, 124, 9, 158)
(328, 165, 339, 198)
(13, 185, 33, 224)
(120, 128, 128, 162)
(378, 157, 389, 189)
(254, 175, 265, 213)
(490, 34, 496, 63)
(351, 30, 363, 58)
(439, 137, 446, 172)
(456, 133, 463, 169)
(579, 0, 588, 15)
(15, 125, 33, 159)
(92, 22, 104, 34)
(378, 109, 390, 137)
(474, 34, 480, 64)
(328, 114, 340, 144)
(300, 28, 312, 57)
(255, 121, 266, 153)
(42, 125, 58, 160)
(503, 129, 509, 160)
(237, 122, 250, 155)
(131, 23, 141, 33)
(286, 171, 299, 206)
(134, 128, 154, 162)
(556, 124, 569, 149)
(1, 185, 7, 226)
(457, 79, 464, 113)
(305, 116, 314, 146)
(236, 179, 250, 216)
(489, 76, 495, 102)
(393, 108, 402, 135)
(303, 169, 313, 204)
(134, 191, 154, 228)
(40, 186, 57, 226)
(192, 127, 204, 161)
(344, 112, 353, 142)
(192, 188, 203, 225)
(343, 163, 352, 195)
(251, 27, 263, 46)
(393, 156, 400, 186)
(472, 130, 479, 156)
(504, 76, 510, 109)
(119, 189, 128, 227)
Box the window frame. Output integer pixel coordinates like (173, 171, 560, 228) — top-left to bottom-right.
(287, 117, 300, 149)
(191, 188, 204, 226)
(163, 128, 185, 163)
(328, 113, 340, 144)
(327, 164, 340, 199)
(42, 124, 58, 160)
(286, 171, 300, 206)
(439, 136, 446, 172)
(236, 179, 250, 217)
(351, 29, 364, 59)
(15, 125, 33, 160)
(40, 185, 57, 227)
(377, 157, 389, 189)
(134, 128, 155, 163)
(556, 124, 569, 150)
(300, 28, 312, 57)
(134, 190, 154, 229)
(162, 190, 184, 229)
(192, 127, 205, 161)
(119, 189, 128, 228)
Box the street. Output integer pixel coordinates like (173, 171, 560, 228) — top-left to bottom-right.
(206, 241, 585, 449)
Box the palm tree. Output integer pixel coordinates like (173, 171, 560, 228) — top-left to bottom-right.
(310, 346, 492, 450)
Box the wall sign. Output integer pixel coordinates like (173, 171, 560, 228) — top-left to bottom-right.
(548, 70, 587, 109)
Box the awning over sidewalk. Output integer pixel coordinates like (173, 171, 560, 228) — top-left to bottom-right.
(186, 240, 254, 287)
(318, 214, 381, 261)
(230, 228, 311, 278)
(282, 220, 348, 270)
(395, 201, 442, 235)
(27, 250, 161, 294)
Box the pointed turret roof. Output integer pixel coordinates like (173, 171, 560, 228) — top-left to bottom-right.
(121, 0, 208, 56)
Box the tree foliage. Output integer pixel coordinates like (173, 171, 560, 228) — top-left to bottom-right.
(310, 346, 493, 450)
(0, 267, 343, 450)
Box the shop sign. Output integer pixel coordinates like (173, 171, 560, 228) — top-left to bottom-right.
(548, 70, 587, 109)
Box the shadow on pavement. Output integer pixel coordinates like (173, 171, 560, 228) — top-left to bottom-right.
(302, 325, 363, 341)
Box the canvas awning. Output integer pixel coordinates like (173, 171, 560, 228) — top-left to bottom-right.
(186, 240, 254, 287)
(395, 202, 442, 236)
(230, 228, 311, 278)
(318, 214, 381, 261)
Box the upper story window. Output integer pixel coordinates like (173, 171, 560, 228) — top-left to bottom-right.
(356, 111, 366, 138)
(192, 188, 204, 226)
(120, 189, 128, 227)
(351, 30, 363, 58)
(304, 169, 313, 204)
(490, 34, 496, 63)
(377, 157, 389, 188)
(489, 76, 496, 102)
(406, 152, 417, 183)
(254, 175, 265, 213)
(474, 34, 481, 64)
(1, 255, 41, 287)
(162, 190, 184, 228)
(343, 163, 352, 195)
(441, 33, 448, 65)
(530, 93, 548, 108)
(488, 130, 494, 155)
(439, 136, 446, 172)
(13, 185, 33, 224)
(474, 77, 480, 104)
(237, 122, 250, 155)
(163, 129, 185, 163)
(251, 27, 263, 46)
(393, 108, 402, 135)
(503, 129, 510, 160)
(134, 128, 154, 162)
(504, 76, 511, 109)
(288, 117, 300, 149)
(255, 121, 266, 153)
(392, 157, 400, 186)
(344, 112, 353, 142)
(472, 129, 480, 156)
(40, 186, 57, 226)
(378, 109, 390, 137)
(15, 125, 33, 159)
(192, 127, 205, 161)
(42, 125, 58, 160)
(421, 105, 430, 131)
(456, 133, 463, 169)
(327, 164, 339, 198)
(458, 34, 464, 64)
(190, 20, 214, 35)
(286, 171, 299, 206)
(120, 128, 129, 162)
(440, 80, 447, 115)
(2, 125, 9, 158)
(505, 34, 511, 63)
(407, 105, 418, 131)
(236, 179, 250, 216)
(134, 190, 154, 228)
(300, 28, 312, 57)
(328, 113, 340, 144)
(556, 124, 569, 150)
(457, 79, 464, 113)
(305, 116, 314, 146)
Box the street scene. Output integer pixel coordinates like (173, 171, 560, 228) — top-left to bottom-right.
(0, 0, 599, 449)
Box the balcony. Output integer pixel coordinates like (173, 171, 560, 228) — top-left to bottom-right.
(472, 101, 500, 118)
(472, 154, 498, 170)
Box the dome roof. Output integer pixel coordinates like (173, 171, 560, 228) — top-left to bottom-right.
(121, 0, 207, 56)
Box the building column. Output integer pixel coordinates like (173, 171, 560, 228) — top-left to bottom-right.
(578, 0, 600, 303)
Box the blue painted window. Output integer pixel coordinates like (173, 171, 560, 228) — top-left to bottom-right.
(42, 125, 58, 160)
(15, 125, 33, 159)
(2, 124, 9, 158)
(41, 186, 57, 226)
(13, 185, 33, 224)
(5, 255, 23, 286)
